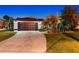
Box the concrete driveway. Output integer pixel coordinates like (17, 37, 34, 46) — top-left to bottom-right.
(0, 31, 46, 53)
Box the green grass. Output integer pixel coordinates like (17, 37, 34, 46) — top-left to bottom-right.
(0, 31, 16, 42)
(45, 32, 79, 53)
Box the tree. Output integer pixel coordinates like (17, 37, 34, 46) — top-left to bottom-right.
(3, 15, 14, 31)
(61, 6, 78, 30)
(42, 19, 49, 30)
(3, 15, 9, 21)
(3, 15, 10, 30)
(9, 17, 14, 31)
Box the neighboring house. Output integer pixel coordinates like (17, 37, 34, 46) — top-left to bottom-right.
(75, 22, 79, 30)
(14, 17, 43, 31)
(0, 19, 5, 29)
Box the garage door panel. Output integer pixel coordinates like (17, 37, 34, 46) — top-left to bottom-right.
(18, 22, 38, 31)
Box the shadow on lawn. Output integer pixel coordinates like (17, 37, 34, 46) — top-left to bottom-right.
(64, 32, 79, 41)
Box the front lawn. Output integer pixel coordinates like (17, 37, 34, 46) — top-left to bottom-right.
(0, 31, 16, 42)
(45, 32, 79, 53)
(65, 31, 79, 40)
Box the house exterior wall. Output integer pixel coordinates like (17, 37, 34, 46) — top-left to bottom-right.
(0, 20, 5, 29)
(37, 21, 42, 29)
(14, 20, 42, 31)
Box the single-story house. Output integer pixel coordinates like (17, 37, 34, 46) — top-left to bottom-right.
(14, 17, 43, 31)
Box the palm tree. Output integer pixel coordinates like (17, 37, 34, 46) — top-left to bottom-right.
(3, 15, 14, 31)
(42, 19, 49, 30)
(3, 15, 10, 30)
(9, 17, 14, 31)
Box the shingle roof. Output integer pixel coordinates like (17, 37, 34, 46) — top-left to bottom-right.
(16, 17, 43, 21)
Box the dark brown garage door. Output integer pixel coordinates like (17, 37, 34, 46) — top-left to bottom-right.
(18, 22, 38, 31)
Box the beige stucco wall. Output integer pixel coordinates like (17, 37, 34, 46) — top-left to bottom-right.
(14, 20, 42, 31)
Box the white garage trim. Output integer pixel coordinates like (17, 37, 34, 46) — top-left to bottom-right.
(14, 20, 42, 31)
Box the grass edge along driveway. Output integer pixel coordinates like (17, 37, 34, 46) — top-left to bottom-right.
(45, 32, 79, 53)
(0, 31, 16, 42)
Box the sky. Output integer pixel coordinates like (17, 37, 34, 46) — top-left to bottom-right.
(0, 5, 75, 19)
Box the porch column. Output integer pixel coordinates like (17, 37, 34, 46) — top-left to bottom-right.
(14, 21, 18, 30)
(38, 22, 42, 30)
